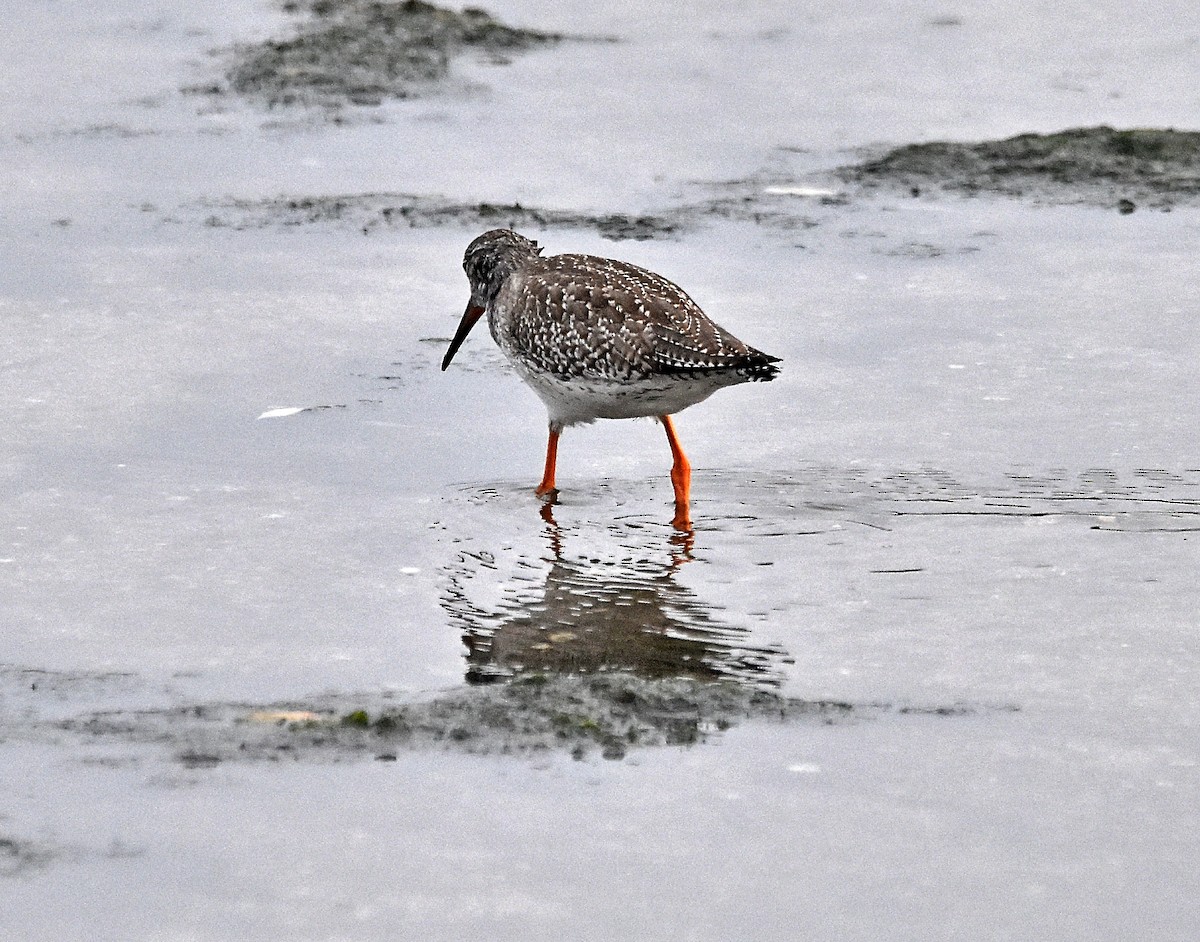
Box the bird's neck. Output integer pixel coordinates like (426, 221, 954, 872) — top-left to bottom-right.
(481, 246, 537, 303)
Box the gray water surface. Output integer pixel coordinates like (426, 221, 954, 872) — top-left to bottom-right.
(3, 2, 1199, 940)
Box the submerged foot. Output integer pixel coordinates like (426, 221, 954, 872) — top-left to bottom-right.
(670, 501, 692, 533)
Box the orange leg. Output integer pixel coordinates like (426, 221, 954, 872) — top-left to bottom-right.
(535, 423, 561, 497)
(660, 415, 692, 531)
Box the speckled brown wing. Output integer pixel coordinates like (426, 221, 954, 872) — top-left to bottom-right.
(507, 253, 779, 382)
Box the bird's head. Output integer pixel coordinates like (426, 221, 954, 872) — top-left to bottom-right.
(442, 229, 541, 371)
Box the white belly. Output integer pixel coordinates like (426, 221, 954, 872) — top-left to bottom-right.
(510, 359, 735, 426)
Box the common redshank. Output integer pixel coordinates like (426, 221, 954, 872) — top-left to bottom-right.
(441, 229, 780, 529)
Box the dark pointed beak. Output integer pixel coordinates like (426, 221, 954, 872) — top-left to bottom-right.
(441, 303, 485, 371)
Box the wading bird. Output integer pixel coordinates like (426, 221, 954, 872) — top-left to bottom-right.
(441, 229, 780, 529)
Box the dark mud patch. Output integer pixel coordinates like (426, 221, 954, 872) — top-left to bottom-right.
(190, 180, 843, 240)
(11, 123, 162, 145)
(188, 0, 578, 113)
(0, 836, 57, 878)
(58, 673, 1008, 764)
(199, 193, 679, 241)
(840, 126, 1200, 210)
(198, 126, 1200, 240)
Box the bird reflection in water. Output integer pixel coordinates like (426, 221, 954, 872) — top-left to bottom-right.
(444, 497, 789, 686)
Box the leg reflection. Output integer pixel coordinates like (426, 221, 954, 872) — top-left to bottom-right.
(451, 503, 785, 685)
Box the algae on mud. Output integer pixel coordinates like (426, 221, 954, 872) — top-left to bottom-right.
(841, 126, 1200, 209)
(47, 671, 1012, 765)
(58, 673, 851, 764)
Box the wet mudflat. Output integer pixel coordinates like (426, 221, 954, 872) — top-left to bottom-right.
(3, 1, 1200, 940)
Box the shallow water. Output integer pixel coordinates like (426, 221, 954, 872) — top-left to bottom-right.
(3, 2, 1200, 939)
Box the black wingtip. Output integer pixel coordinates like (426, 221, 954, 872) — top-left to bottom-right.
(746, 350, 782, 382)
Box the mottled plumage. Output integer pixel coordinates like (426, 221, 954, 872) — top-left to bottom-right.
(442, 228, 781, 528)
